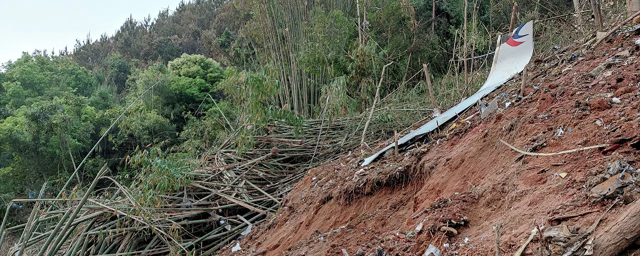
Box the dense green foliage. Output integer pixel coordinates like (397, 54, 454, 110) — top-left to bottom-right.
(1, 0, 578, 207)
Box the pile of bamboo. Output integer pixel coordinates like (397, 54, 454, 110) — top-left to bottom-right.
(0, 113, 412, 255)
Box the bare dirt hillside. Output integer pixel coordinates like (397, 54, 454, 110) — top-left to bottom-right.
(219, 29, 640, 256)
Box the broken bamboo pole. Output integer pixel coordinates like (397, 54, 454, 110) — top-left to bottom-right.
(509, 3, 518, 33)
(594, 10, 640, 47)
(361, 62, 393, 145)
(519, 68, 527, 98)
(422, 64, 439, 114)
(574, 0, 583, 25)
(432, 0, 436, 34)
(590, 0, 604, 31)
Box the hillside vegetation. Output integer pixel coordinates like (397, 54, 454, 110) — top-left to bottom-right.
(0, 0, 612, 254)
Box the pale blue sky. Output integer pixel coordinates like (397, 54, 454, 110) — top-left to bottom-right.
(0, 0, 184, 65)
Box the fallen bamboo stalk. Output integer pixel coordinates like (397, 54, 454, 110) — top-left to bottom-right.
(500, 139, 607, 156)
(495, 223, 502, 256)
(4, 103, 422, 255)
(45, 165, 108, 256)
(0, 203, 12, 250)
(593, 10, 640, 47)
(17, 182, 47, 256)
(514, 227, 538, 256)
(361, 62, 393, 145)
(549, 209, 599, 222)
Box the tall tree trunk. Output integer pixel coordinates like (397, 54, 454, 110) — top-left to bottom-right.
(509, 2, 518, 33)
(573, 0, 583, 25)
(590, 0, 604, 31)
(462, 0, 468, 91)
(432, 0, 436, 34)
(356, 0, 362, 45)
(629, 0, 640, 17)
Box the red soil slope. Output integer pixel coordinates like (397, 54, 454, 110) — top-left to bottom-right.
(220, 32, 640, 256)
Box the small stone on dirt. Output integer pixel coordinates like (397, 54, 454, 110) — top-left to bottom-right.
(588, 98, 611, 111)
(589, 64, 606, 77)
(612, 97, 622, 104)
(614, 86, 635, 97)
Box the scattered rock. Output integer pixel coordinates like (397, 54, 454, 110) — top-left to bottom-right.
(614, 86, 635, 97)
(589, 64, 607, 77)
(588, 98, 611, 111)
(631, 139, 640, 150)
(612, 97, 622, 104)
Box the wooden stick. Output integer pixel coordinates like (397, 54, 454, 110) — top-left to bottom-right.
(514, 227, 538, 256)
(594, 10, 640, 47)
(589, 0, 603, 31)
(573, 0, 583, 25)
(500, 139, 607, 156)
(595, 0, 604, 31)
(549, 209, 599, 222)
(394, 131, 399, 156)
(432, 0, 436, 34)
(566, 199, 617, 255)
(495, 223, 502, 256)
(528, 0, 580, 31)
(519, 68, 527, 98)
(422, 64, 439, 112)
(356, 0, 363, 45)
(361, 62, 393, 145)
(509, 2, 518, 33)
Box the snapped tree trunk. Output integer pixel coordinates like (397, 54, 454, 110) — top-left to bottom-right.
(593, 199, 640, 256)
(590, 0, 604, 31)
(573, 0, 583, 25)
(629, 0, 640, 17)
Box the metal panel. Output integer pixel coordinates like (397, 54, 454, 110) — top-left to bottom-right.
(361, 21, 534, 166)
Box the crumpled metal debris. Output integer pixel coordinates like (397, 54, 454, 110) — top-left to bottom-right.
(423, 244, 442, 256)
(231, 242, 242, 252)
